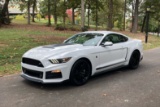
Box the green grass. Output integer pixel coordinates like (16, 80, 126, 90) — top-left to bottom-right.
(0, 26, 75, 76)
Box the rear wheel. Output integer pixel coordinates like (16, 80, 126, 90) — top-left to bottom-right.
(128, 51, 140, 69)
(70, 59, 91, 86)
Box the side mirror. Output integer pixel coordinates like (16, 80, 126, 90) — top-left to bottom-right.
(103, 42, 113, 47)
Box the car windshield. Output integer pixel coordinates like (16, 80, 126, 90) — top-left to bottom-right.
(64, 33, 104, 46)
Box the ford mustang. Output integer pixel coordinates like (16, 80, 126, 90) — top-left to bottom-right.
(21, 31, 143, 85)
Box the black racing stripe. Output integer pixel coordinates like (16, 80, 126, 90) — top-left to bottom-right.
(43, 43, 75, 48)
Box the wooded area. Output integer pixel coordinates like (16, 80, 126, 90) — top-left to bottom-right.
(0, 0, 160, 33)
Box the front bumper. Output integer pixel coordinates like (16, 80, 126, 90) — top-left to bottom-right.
(21, 63, 71, 83)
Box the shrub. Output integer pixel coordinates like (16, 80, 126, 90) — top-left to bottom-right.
(55, 24, 66, 30)
(15, 15, 25, 20)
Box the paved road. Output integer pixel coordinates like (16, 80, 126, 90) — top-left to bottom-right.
(1, 48, 160, 107)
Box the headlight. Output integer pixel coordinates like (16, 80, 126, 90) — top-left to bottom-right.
(49, 57, 72, 64)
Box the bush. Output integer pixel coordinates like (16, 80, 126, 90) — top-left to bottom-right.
(55, 24, 88, 31)
(55, 24, 66, 30)
(15, 15, 25, 20)
(81, 26, 88, 31)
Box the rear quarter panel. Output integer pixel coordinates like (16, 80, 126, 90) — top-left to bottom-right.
(125, 39, 143, 65)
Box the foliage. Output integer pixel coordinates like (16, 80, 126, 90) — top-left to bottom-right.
(15, 15, 25, 20)
(36, 13, 42, 20)
(55, 24, 87, 31)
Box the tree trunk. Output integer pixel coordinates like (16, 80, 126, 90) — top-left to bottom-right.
(48, 0, 51, 26)
(123, 0, 126, 31)
(130, 1, 134, 32)
(72, 7, 75, 25)
(53, 0, 57, 26)
(63, 0, 66, 28)
(95, 0, 98, 31)
(32, 0, 36, 22)
(81, 0, 85, 31)
(87, 4, 90, 27)
(107, 0, 113, 30)
(27, 0, 31, 25)
(158, 23, 160, 37)
(132, 0, 139, 33)
(1, 0, 10, 24)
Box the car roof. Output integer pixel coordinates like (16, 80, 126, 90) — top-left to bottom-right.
(82, 31, 124, 36)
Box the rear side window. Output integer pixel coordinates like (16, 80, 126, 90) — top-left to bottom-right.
(101, 34, 128, 44)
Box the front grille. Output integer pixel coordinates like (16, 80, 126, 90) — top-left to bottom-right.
(22, 57, 44, 67)
(46, 71, 62, 79)
(22, 67, 43, 79)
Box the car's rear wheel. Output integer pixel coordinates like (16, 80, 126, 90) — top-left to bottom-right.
(128, 51, 140, 69)
(70, 59, 91, 86)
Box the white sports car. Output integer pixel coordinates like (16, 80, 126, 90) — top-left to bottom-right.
(21, 31, 143, 85)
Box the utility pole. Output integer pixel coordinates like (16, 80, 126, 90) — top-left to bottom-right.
(145, 8, 150, 43)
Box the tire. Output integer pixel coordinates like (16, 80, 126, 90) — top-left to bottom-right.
(128, 51, 140, 69)
(70, 59, 91, 86)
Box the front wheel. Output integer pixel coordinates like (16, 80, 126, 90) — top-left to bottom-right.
(128, 51, 140, 69)
(70, 59, 91, 86)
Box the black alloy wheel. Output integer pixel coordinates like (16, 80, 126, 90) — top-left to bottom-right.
(129, 51, 140, 69)
(70, 59, 91, 86)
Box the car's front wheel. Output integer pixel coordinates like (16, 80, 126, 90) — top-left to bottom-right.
(128, 51, 140, 69)
(70, 59, 91, 86)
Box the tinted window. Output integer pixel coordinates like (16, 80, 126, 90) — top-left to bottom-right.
(101, 34, 128, 45)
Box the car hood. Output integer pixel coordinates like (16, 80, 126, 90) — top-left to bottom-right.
(23, 44, 87, 60)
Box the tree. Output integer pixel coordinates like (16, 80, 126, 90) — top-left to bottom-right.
(27, 0, 31, 24)
(63, 0, 66, 27)
(53, 0, 57, 26)
(1, 0, 10, 24)
(107, 0, 113, 30)
(19, 0, 37, 24)
(67, 0, 81, 25)
(81, 0, 85, 31)
(47, 0, 51, 26)
(131, 0, 139, 33)
(32, 0, 36, 22)
(123, 0, 126, 30)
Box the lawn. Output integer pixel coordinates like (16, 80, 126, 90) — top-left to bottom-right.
(0, 22, 160, 76)
(0, 23, 77, 76)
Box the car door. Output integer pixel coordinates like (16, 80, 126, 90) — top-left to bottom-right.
(96, 34, 128, 70)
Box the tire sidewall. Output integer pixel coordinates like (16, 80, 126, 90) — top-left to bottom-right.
(70, 59, 91, 86)
(129, 51, 140, 69)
